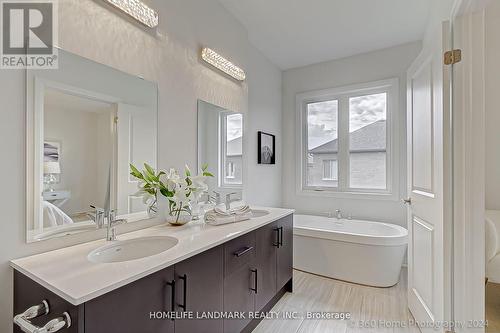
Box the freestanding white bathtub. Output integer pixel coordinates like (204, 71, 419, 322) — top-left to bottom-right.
(293, 214, 408, 287)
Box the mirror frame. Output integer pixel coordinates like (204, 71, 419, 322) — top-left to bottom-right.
(26, 48, 159, 243)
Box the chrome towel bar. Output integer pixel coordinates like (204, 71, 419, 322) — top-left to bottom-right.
(13, 300, 71, 333)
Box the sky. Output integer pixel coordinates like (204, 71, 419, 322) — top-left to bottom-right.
(226, 113, 243, 141)
(307, 93, 386, 149)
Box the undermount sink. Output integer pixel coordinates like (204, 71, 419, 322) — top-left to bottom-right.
(251, 209, 270, 218)
(88, 236, 178, 263)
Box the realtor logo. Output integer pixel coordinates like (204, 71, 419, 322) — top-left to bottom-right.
(1, 0, 58, 69)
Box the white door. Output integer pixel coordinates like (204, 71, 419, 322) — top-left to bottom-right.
(116, 103, 157, 215)
(406, 22, 451, 332)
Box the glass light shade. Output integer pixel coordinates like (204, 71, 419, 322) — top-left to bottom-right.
(44, 161, 61, 174)
(104, 0, 159, 28)
(201, 47, 246, 81)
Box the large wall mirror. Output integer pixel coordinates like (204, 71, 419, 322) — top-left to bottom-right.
(197, 100, 244, 200)
(26, 49, 158, 242)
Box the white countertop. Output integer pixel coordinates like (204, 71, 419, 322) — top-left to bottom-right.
(11, 206, 294, 306)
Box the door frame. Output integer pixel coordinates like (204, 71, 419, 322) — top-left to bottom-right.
(450, 0, 489, 331)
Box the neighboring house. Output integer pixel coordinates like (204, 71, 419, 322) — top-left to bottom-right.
(224, 136, 243, 186)
(308, 120, 387, 189)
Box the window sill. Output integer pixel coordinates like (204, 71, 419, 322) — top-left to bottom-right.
(297, 188, 400, 201)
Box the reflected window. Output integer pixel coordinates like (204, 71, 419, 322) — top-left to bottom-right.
(221, 113, 243, 186)
(226, 162, 235, 179)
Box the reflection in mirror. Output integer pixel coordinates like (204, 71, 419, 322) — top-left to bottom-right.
(43, 89, 113, 224)
(27, 49, 158, 242)
(197, 100, 243, 200)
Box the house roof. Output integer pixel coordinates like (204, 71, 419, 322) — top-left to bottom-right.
(309, 120, 386, 154)
(227, 136, 243, 156)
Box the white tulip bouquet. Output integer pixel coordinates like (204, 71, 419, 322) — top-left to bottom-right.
(130, 163, 213, 224)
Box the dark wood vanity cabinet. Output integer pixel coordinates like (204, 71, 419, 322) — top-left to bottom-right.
(13, 214, 293, 333)
(174, 246, 224, 333)
(276, 214, 294, 290)
(85, 266, 175, 333)
(222, 217, 294, 333)
(223, 232, 257, 333)
(14, 272, 82, 333)
(255, 221, 279, 310)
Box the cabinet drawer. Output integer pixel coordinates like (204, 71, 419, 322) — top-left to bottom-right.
(224, 231, 256, 276)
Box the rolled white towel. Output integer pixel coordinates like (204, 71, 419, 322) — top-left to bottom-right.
(214, 205, 251, 216)
(205, 206, 253, 226)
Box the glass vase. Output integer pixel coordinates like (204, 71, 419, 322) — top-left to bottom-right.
(166, 205, 192, 226)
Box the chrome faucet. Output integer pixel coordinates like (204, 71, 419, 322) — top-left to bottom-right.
(88, 205, 106, 228)
(88, 205, 127, 241)
(212, 191, 223, 206)
(225, 192, 240, 210)
(210, 191, 241, 210)
(335, 209, 343, 219)
(106, 210, 127, 241)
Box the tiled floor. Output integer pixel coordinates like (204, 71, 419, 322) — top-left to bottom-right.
(253, 269, 421, 333)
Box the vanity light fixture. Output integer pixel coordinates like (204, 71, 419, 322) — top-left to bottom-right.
(104, 0, 159, 28)
(201, 47, 246, 81)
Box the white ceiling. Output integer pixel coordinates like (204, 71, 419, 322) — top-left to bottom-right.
(218, 0, 432, 70)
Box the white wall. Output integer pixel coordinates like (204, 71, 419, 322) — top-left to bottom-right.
(44, 107, 108, 216)
(0, 0, 282, 329)
(485, 0, 500, 210)
(282, 42, 421, 226)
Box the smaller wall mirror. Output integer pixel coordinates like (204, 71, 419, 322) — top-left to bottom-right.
(197, 100, 244, 199)
(26, 49, 158, 242)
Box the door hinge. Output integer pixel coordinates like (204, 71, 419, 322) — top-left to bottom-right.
(444, 49, 462, 65)
(114, 116, 118, 124)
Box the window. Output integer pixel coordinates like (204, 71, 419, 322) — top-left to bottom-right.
(349, 93, 387, 189)
(299, 78, 398, 197)
(306, 100, 338, 187)
(322, 159, 338, 181)
(226, 161, 235, 179)
(221, 113, 243, 187)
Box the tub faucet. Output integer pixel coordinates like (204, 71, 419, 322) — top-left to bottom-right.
(335, 209, 342, 219)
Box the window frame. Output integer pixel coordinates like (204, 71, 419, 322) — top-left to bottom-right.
(296, 78, 400, 201)
(219, 112, 243, 189)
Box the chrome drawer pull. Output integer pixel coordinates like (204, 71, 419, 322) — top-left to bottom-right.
(233, 246, 254, 257)
(14, 300, 71, 333)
